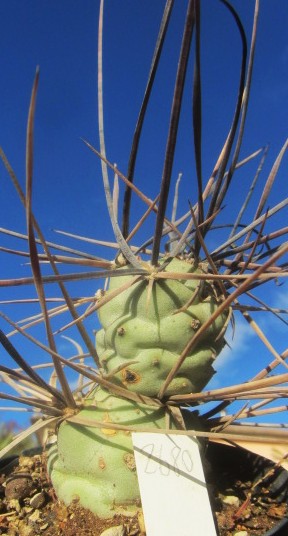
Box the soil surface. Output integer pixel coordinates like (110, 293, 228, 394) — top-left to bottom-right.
(0, 442, 287, 535)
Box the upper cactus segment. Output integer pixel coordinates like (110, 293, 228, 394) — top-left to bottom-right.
(96, 257, 228, 397)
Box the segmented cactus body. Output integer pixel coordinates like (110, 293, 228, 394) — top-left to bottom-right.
(96, 257, 228, 397)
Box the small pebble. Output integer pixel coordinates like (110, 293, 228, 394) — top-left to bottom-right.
(7, 498, 21, 512)
(222, 495, 240, 507)
(19, 457, 35, 470)
(100, 525, 126, 536)
(5, 475, 34, 500)
(23, 506, 33, 514)
(30, 491, 46, 509)
(28, 509, 40, 523)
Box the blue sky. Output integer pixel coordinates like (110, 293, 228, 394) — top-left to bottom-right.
(0, 1, 287, 426)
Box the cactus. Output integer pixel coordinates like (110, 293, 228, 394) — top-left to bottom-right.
(49, 256, 226, 517)
(49, 255, 225, 517)
(0, 1, 288, 527)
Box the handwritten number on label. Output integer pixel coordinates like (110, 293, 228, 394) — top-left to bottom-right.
(142, 442, 194, 476)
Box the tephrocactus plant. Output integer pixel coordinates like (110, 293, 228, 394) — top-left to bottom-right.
(0, 0, 288, 527)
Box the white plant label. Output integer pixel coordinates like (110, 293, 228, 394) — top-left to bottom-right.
(132, 433, 217, 536)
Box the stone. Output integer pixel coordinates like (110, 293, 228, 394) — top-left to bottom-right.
(99, 525, 126, 536)
(5, 475, 34, 500)
(30, 491, 46, 509)
(222, 495, 240, 507)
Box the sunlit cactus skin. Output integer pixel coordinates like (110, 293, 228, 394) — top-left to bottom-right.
(96, 257, 228, 396)
(48, 386, 184, 518)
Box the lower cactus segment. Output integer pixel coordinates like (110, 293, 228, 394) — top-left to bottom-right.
(96, 257, 228, 397)
(48, 387, 199, 518)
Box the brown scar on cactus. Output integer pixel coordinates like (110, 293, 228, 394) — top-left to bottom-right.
(121, 369, 141, 385)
